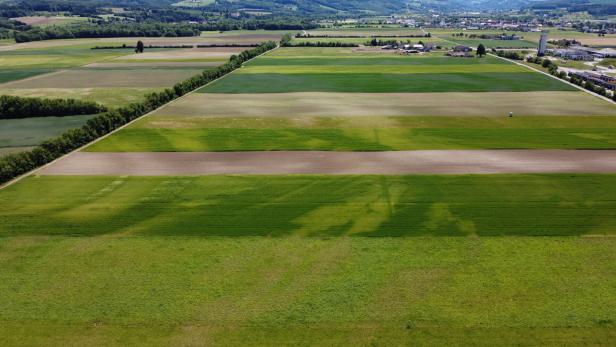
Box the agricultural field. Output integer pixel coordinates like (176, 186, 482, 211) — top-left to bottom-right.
(2, 42, 616, 346)
(201, 50, 572, 93)
(0, 36, 267, 157)
(305, 28, 427, 36)
(90, 47, 614, 152)
(10, 15, 90, 27)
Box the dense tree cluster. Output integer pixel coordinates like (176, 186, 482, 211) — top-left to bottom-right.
(284, 40, 358, 47)
(299, 34, 431, 38)
(0, 41, 277, 185)
(13, 22, 201, 43)
(0, 96, 106, 119)
(495, 50, 524, 60)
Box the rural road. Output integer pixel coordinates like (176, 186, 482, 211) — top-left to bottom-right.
(38, 150, 616, 175)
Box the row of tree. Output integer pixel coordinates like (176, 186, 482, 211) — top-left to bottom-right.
(0, 41, 277, 185)
(14, 22, 201, 43)
(280, 34, 358, 47)
(501, 51, 616, 102)
(0, 95, 106, 119)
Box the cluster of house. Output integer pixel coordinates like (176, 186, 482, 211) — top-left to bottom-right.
(446, 45, 473, 57)
(381, 42, 437, 53)
(570, 71, 616, 91)
(548, 46, 616, 61)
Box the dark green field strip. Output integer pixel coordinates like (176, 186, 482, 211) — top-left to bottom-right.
(200, 72, 576, 93)
(87, 127, 616, 152)
(0, 69, 54, 84)
(1, 236, 616, 345)
(1, 175, 615, 237)
(0, 115, 97, 148)
(247, 55, 510, 66)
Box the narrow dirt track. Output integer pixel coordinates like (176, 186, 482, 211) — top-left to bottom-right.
(38, 150, 616, 175)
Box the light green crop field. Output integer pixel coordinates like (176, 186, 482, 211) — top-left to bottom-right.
(2, 234, 615, 345)
(87, 115, 616, 152)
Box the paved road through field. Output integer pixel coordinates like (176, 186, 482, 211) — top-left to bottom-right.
(38, 150, 616, 175)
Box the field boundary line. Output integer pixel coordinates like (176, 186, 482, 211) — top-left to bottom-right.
(0, 44, 279, 190)
(489, 53, 616, 105)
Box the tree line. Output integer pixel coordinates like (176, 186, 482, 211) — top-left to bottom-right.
(14, 22, 201, 43)
(0, 41, 277, 185)
(280, 34, 358, 47)
(0, 95, 106, 119)
(497, 50, 616, 102)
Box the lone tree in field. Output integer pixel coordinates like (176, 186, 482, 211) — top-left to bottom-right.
(136, 40, 145, 54)
(476, 44, 486, 57)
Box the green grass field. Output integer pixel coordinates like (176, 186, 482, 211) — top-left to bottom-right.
(2, 175, 615, 237)
(1, 235, 616, 345)
(87, 116, 616, 151)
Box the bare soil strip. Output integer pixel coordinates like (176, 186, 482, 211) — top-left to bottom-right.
(153, 91, 616, 118)
(84, 61, 223, 68)
(39, 150, 616, 175)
